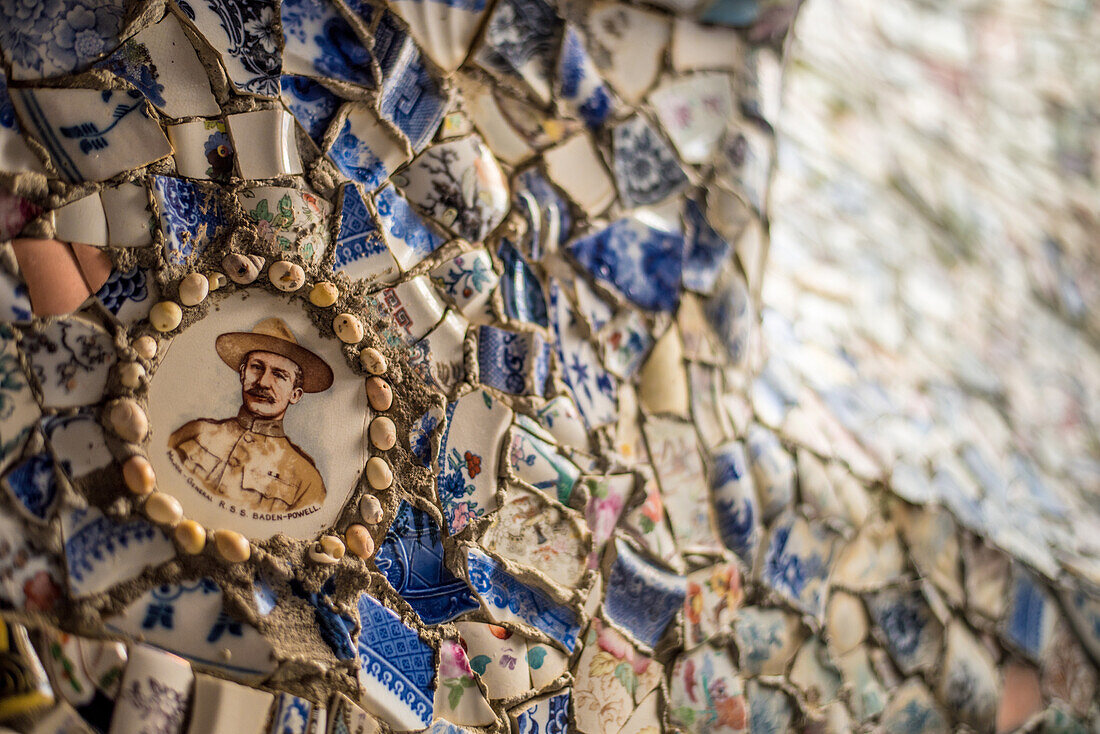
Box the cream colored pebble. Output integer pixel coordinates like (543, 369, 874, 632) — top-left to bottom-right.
(119, 362, 145, 389)
(122, 455, 155, 496)
(109, 399, 148, 443)
(359, 495, 383, 524)
(223, 254, 264, 284)
(144, 492, 183, 527)
(359, 347, 387, 375)
(269, 261, 306, 292)
(366, 457, 393, 490)
(179, 272, 209, 306)
(175, 520, 206, 554)
(369, 416, 397, 451)
(365, 377, 392, 411)
(133, 335, 157, 360)
(309, 281, 339, 307)
(334, 313, 364, 344)
(345, 524, 375, 559)
(150, 301, 182, 332)
(214, 529, 251, 563)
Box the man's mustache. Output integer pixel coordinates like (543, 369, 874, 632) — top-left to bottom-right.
(245, 386, 276, 403)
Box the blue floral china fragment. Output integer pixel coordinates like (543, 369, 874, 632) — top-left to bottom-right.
(612, 114, 689, 207)
(375, 183, 447, 271)
(397, 135, 510, 243)
(682, 198, 733, 294)
(409, 405, 445, 469)
(270, 692, 313, 734)
(379, 37, 448, 152)
(0, 327, 41, 473)
(281, 75, 342, 145)
(497, 239, 548, 326)
(761, 513, 837, 620)
(374, 501, 480, 625)
(21, 315, 116, 410)
(556, 25, 613, 129)
(466, 548, 581, 652)
(710, 439, 760, 566)
(355, 592, 436, 730)
(181, 0, 281, 96)
(866, 588, 943, 675)
(281, 0, 374, 88)
(105, 578, 277, 679)
(513, 689, 571, 734)
(0, 73, 45, 174)
(476, 0, 562, 104)
(332, 183, 398, 282)
(746, 680, 793, 734)
(477, 325, 550, 397)
(603, 538, 687, 649)
(436, 388, 512, 533)
(11, 87, 172, 183)
(0, 0, 125, 80)
(567, 214, 684, 312)
(548, 280, 619, 428)
(328, 106, 409, 190)
(152, 176, 229, 264)
(61, 505, 175, 597)
(430, 249, 499, 324)
(3, 452, 58, 522)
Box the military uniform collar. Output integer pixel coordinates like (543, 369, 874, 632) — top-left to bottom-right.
(236, 406, 286, 437)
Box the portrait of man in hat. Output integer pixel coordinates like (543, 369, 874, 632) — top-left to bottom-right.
(167, 317, 335, 514)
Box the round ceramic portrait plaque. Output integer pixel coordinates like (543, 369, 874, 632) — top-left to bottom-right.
(146, 289, 369, 540)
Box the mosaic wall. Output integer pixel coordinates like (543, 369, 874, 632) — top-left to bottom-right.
(0, 0, 1097, 732)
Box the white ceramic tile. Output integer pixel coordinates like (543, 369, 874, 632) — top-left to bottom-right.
(407, 309, 467, 392)
(168, 119, 234, 180)
(109, 645, 194, 734)
(543, 134, 615, 216)
(586, 3, 670, 104)
(227, 109, 303, 179)
(455, 622, 531, 700)
(53, 194, 107, 246)
(371, 275, 446, 346)
(389, 0, 489, 72)
(650, 73, 734, 164)
(102, 182, 154, 248)
(187, 673, 274, 734)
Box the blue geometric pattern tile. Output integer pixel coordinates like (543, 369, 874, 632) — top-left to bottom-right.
(356, 593, 435, 730)
(281, 75, 341, 145)
(270, 691, 313, 734)
(374, 501, 480, 625)
(612, 114, 688, 207)
(280, 0, 374, 88)
(603, 538, 687, 649)
(332, 183, 395, 281)
(0, 0, 126, 80)
(152, 175, 228, 264)
(568, 216, 684, 312)
(466, 548, 581, 652)
(379, 38, 447, 152)
(682, 198, 732, 295)
(497, 239, 548, 326)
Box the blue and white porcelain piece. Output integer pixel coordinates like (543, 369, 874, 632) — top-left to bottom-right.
(290, 576, 357, 661)
(11, 87, 171, 183)
(0, 269, 33, 323)
(253, 578, 277, 617)
(477, 326, 550, 397)
(733, 606, 797, 676)
(746, 680, 793, 734)
(880, 680, 950, 734)
(567, 215, 684, 312)
(1062, 584, 1100, 665)
(514, 168, 572, 253)
(375, 183, 447, 270)
(332, 183, 397, 282)
(281, 75, 341, 145)
(105, 577, 277, 679)
(21, 316, 116, 410)
(1004, 566, 1056, 661)
(409, 405, 445, 468)
(61, 505, 175, 597)
(603, 539, 687, 649)
(746, 423, 795, 523)
(556, 25, 612, 129)
(466, 548, 581, 652)
(682, 198, 733, 294)
(95, 266, 154, 326)
(0, 327, 40, 474)
(0, 0, 125, 80)
(179, 0, 281, 96)
(513, 689, 571, 734)
(374, 501, 480, 625)
(866, 588, 943, 675)
(761, 513, 836, 620)
(0, 510, 62, 611)
(270, 692, 313, 734)
(281, 0, 374, 88)
(476, 0, 561, 104)
(327, 108, 406, 190)
(3, 452, 57, 522)
(152, 175, 228, 265)
(611, 114, 688, 207)
(547, 280, 618, 428)
(356, 592, 435, 730)
(710, 440, 760, 566)
(497, 239, 548, 326)
(378, 37, 448, 152)
(706, 267, 754, 367)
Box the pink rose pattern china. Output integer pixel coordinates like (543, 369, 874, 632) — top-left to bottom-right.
(0, 0, 1097, 733)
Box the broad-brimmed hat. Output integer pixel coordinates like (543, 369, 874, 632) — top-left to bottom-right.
(216, 318, 334, 393)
